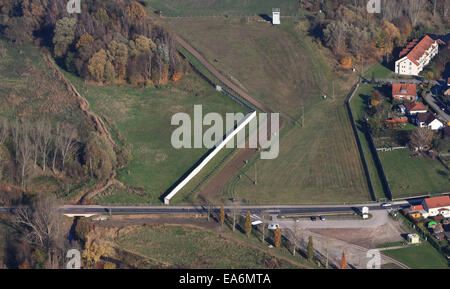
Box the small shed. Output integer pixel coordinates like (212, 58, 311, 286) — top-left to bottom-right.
(407, 234, 420, 244)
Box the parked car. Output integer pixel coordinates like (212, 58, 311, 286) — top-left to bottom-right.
(381, 203, 392, 207)
(319, 216, 326, 221)
(268, 223, 279, 230)
(311, 216, 317, 221)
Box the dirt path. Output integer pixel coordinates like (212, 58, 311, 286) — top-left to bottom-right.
(198, 148, 257, 199)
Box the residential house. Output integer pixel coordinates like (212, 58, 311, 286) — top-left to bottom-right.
(395, 35, 439, 76)
(414, 112, 443, 130)
(392, 83, 417, 101)
(405, 102, 428, 115)
(409, 204, 426, 219)
(421, 196, 450, 218)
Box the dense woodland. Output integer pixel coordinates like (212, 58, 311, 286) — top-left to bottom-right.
(0, 0, 187, 85)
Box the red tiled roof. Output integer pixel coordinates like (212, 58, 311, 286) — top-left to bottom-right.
(424, 196, 450, 210)
(405, 102, 427, 112)
(392, 83, 417, 97)
(410, 205, 424, 212)
(399, 35, 436, 66)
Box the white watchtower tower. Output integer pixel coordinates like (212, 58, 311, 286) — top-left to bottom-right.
(272, 8, 280, 25)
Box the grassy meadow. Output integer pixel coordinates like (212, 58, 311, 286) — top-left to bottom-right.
(65, 71, 246, 204)
(383, 244, 449, 269)
(115, 224, 307, 269)
(165, 17, 371, 204)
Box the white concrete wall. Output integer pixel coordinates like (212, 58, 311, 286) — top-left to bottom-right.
(164, 111, 257, 205)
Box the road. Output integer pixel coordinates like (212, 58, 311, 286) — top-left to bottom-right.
(0, 202, 409, 216)
(423, 93, 450, 123)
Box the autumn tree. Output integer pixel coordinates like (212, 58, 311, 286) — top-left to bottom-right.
(53, 17, 77, 58)
(370, 90, 383, 107)
(307, 236, 314, 261)
(83, 132, 116, 180)
(244, 211, 252, 238)
(340, 251, 347, 269)
(274, 227, 281, 247)
(409, 127, 434, 151)
(220, 205, 225, 227)
(88, 49, 108, 82)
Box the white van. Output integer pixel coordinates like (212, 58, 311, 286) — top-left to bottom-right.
(268, 223, 280, 230)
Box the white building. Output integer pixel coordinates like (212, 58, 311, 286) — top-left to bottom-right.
(421, 196, 450, 218)
(272, 8, 280, 25)
(414, 112, 443, 130)
(395, 35, 439, 76)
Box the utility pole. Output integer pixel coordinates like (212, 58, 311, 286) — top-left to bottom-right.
(261, 215, 265, 244)
(232, 207, 236, 232)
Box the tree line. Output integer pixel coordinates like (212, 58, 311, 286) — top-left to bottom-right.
(0, 0, 188, 86)
(0, 118, 119, 203)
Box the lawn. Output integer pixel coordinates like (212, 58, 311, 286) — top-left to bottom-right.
(164, 18, 371, 204)
(383, 244, 449, 269)
(350, 84, 388, 200)
(379, 149, 449, 198)
(66, 71, 246, 204)
(144, 0, 299, 17)
(364, 63, 393, 79)
(115, 224, 302, 269)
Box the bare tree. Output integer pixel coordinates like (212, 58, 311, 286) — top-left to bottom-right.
(11, 120, 33, 187)
(409, 127, 434, 151)
(58, 123, 77, 169)
(37, 120, 52, 171)
(0, 118, 8, 145)
(441, 0, 449, 17)
(407, 0, 425, 27)
(13, 193, 67, 268)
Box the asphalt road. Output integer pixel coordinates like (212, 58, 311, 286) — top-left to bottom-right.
(424, 93, 450, 123)
(0, 202, 409, 216)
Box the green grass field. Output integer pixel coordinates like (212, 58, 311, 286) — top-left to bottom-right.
(145, 0, 299, 17)
(364, 63, 393, 79)
(383, 244, 449, 269)
(379, 150, 449, 198)
(66, 72, 246, 204)
(116, 224, 301, 269)
(165, 18, 371, 204)
(351, 84, 388, 200)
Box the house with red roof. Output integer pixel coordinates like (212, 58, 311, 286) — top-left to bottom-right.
(392, 83, 417, 101)
(395, 35, 439, 76)
(421, 196, 450, 218)
(404, 102, 427, 115)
